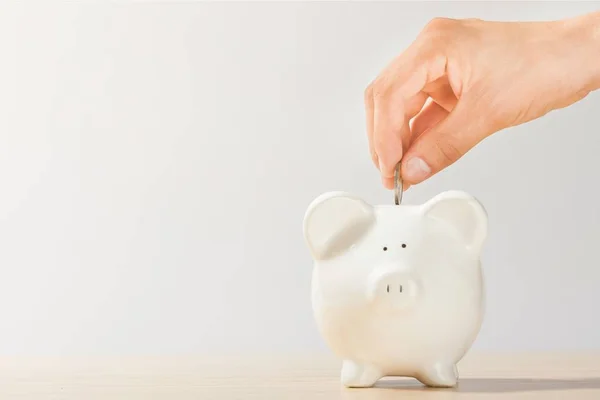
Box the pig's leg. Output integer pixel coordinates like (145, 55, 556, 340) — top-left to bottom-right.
(340, 360, 382, 388)
(417, 362, 458, 388)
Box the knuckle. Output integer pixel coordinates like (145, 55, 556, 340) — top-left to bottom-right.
(432, 137, 463, 165)
(374, 135, 386, 152)
(371, 76, 393, 100)
(423, 17, 454, 33)
(420, 17, 459, 46)
(370, 148, 378, 164)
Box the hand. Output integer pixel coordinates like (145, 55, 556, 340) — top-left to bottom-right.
(365, 13, 600, 190)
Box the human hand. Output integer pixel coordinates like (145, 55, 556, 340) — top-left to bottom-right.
(365, 13, 600, 190)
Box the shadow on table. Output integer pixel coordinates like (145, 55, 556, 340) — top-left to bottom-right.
(371, 377, 600, 393)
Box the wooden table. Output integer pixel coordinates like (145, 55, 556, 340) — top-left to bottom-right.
(1, 353, 599, 399)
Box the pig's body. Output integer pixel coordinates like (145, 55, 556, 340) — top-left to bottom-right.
(304, 192, 488, 388)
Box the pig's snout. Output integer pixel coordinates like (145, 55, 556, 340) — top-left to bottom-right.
(366, 269, 419, 310)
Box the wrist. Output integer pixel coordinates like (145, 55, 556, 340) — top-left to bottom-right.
(561, 11, 600, 92)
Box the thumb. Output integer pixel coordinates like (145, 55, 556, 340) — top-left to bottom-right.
(401, 99, 490, 185)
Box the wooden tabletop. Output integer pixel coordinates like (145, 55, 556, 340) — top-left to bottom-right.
(0, 352, 599, 399)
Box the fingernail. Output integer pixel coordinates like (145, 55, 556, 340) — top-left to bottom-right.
(404, 157, 431, 183)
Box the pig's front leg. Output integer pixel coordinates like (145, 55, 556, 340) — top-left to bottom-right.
(340, 360, 382, 388)
(417, 362, 458, 388)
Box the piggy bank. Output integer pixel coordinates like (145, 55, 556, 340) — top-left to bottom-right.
(303, 190, 488, 388)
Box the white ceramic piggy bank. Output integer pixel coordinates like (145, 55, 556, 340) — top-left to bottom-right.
(303, 190, 487, 388)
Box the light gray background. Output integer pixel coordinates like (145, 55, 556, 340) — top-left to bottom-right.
(0, 1, 599, 356)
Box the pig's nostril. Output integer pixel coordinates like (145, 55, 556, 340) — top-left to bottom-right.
(399, 285, 403, 293)
(386, 285, 389, 293)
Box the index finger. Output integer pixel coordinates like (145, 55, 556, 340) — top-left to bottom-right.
(371, 43, 447, 189)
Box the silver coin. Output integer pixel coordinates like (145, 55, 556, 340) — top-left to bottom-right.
(394, 162, 403, 205)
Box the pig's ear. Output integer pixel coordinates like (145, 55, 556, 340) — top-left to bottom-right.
(303, 192, 375, 260)
(421, 190, 488, 253)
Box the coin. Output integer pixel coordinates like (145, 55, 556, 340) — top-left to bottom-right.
(394, 162, 403, 205)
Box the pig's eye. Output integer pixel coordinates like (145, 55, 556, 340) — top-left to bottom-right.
(402, 244, 407, 248)
(383, 247, 388, 251)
